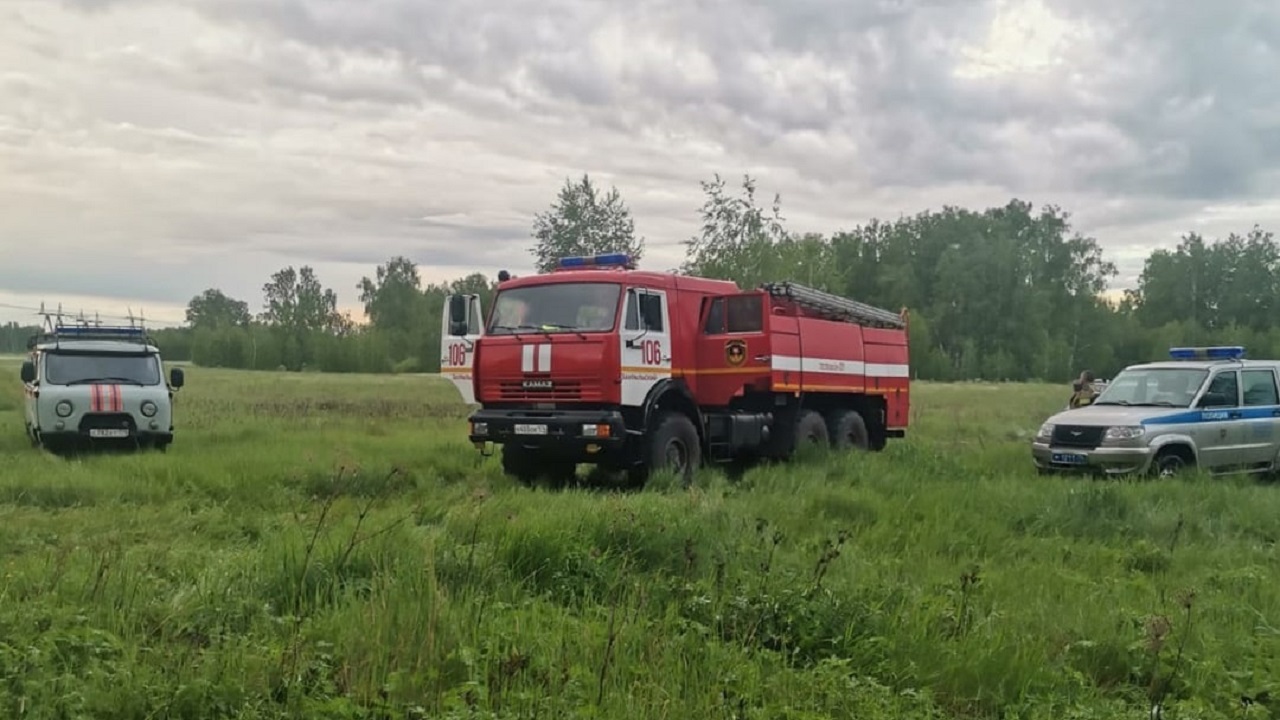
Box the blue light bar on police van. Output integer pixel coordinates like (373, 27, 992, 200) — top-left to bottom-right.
(53, 325, 148, 341)
(1168, 345, 1245, 361)
(556, 253, 634, 270)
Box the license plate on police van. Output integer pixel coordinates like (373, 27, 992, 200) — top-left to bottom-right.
(1051, 452, 1087, 465)
(89, 428, 130, 438)
(514, 424, 547, 435)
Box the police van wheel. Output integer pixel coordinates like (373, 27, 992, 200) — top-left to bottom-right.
(1152, 451, 1188, 478)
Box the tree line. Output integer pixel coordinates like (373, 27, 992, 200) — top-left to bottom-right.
(5, 172, 1275, 382)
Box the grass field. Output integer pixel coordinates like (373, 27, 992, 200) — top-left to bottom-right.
(2, 362, 1279, 719)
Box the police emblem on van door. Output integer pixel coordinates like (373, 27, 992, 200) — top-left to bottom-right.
(725, 339, 747, 367)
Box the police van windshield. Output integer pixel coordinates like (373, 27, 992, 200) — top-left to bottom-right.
(45, 352, 162, 386)
(1092, 367, 1207, 407)
(487, 282, 621, 334)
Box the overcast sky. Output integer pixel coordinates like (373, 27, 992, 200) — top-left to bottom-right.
(2, 0, 1277, 327)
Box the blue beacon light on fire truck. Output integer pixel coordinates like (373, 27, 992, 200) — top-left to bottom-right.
(556, 253, 634, 270)
(1168, 345, 1246, 361)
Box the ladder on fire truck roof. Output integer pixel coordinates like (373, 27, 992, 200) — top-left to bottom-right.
(760, 281, 907, 330)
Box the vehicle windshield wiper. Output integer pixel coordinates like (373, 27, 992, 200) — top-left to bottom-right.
(537, 323, 588, 339)
(1105, 399, 1182, 407)
(66, 377, 145, 386)
(490, 324, 539, 337)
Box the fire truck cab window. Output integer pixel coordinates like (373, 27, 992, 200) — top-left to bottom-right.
(703, 295, 763, 334)
(487, 282, 622, 334)
(624, 290, 664, 332)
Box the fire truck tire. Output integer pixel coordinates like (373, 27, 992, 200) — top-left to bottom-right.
(794, 409, 829, 451)
(827, 409, 870, 451)
(502, 445, 576, 487)
(642, 411, 701, 486)
(501, 444, 540, 484)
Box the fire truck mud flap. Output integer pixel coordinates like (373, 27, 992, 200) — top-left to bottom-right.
(467, 409, 628, 456)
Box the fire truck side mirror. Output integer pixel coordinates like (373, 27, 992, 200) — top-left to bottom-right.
(20, 360, 35, 383)
(447, 295, 469, 336)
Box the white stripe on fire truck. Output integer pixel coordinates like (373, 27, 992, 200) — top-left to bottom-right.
(770, 356, 909, 378)
(520, 344, 553, 372)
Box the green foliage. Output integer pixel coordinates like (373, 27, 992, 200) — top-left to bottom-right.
(152, 173, 1280, 384)
(185, 288, 251, 330)
(529, 174, 645, 274)
(0, 322, 39, 354)
(682, 173, 795, 288)
(1, 366, 1276, 718)
(260, 265, 348, 335)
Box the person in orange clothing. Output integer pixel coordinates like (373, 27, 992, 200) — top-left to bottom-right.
(1068, 370, 1099, 408)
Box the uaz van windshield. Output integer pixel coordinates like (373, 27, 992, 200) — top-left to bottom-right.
(487, 282, 621, 334)
(45, 352, 162, 386)
(1091, 367, 1207, 407)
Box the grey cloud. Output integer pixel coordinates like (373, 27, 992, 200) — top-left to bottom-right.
(8, 0, 1280, 318)
(55, 0, 1280, 204)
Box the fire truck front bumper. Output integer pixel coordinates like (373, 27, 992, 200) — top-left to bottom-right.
(467, 408, 629, 454)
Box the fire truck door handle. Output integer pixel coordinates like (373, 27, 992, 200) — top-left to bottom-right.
(754, 354, 770, 362)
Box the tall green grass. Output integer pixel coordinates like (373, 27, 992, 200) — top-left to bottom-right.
(0, 364, 1277, 718)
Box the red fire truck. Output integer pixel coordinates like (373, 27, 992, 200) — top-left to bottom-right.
(440, 253, 910, 486)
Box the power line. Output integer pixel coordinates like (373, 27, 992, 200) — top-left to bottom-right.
(0, 301, 185, 327)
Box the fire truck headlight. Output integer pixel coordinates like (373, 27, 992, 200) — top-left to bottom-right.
(141, 400, 158, 417)
(581, 424, 610, 438)
(56, 400, 74, 417)
(470, 422, 488, 435)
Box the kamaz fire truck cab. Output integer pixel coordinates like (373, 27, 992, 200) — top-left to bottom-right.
(441, 253, 910, 486)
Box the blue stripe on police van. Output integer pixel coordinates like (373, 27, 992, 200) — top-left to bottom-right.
(1141, 405, 1280, 426)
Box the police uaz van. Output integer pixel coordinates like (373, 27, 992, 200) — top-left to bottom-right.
(1031, 346, 1280, 477)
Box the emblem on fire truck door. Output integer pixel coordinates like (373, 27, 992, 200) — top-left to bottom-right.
(725, 339, 747, 367)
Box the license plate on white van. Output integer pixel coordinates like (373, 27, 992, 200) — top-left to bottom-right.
(514, 424, 547, 435)
(89, 428, 130, 438)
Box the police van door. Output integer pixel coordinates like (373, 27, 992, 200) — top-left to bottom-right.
(619, 288, 672, 407)
(1195, 369, 1244, 470)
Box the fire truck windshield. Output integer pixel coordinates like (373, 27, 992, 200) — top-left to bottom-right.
(487, 282, 621, 334)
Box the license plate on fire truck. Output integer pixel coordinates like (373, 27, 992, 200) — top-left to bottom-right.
(514, 424, 547, 435)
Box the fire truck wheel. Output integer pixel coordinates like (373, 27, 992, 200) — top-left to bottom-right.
(827, 409, 870, 451)
(501, 444, 541, 485)
(645, 411, 701, 486)
(794, 409, 829, 450)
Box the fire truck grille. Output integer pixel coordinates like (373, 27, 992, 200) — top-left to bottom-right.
(1050, 425, 1105, 449)
(497, 378, 602, 402)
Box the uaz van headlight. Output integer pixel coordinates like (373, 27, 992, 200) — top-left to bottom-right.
(141, 400, 158, 417)
(1104, 426, 1145, 441)
(55, 400, 73, 417)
